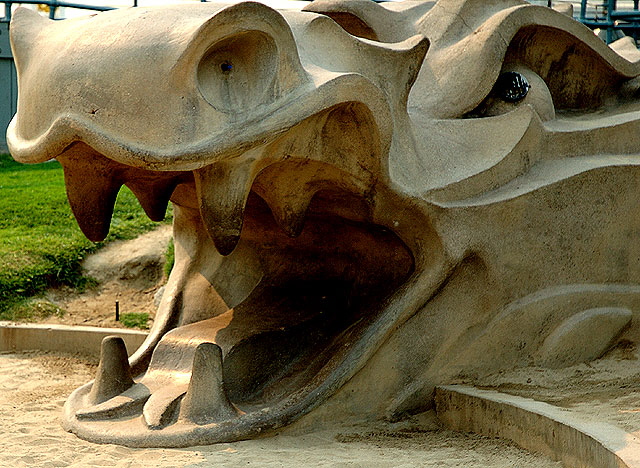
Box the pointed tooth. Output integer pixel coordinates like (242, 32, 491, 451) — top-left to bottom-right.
(270, 191, 314, 237)
(258, 180, 316, 238)
(179, 342, 240, 424)
(88, 336, 135, 406)
(194, 161, 255, 256)
(126, 177, 179, 222)
(66, 177, 121, 242)
(59, 153, 122, 242)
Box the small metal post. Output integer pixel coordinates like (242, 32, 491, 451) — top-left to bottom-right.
(48, 0, 58, 20)
(547, 0, 552, 8)
(4, 1, 12, 21)
(115, 301, 120, 321)
(606, 0, 615, 43)
(581, 0, 587, 22)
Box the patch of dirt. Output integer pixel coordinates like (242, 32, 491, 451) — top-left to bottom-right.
(44, 282, 161, 329)
(40, 225, 172, 329)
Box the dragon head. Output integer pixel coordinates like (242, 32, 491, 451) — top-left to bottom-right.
(8, 0, 640, 447)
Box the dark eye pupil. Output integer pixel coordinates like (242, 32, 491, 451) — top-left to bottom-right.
(496, 71, 530, 102)
(220, 61, 233, 73)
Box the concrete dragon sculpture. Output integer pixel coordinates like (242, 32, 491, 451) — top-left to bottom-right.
(7, 0, 640, 447)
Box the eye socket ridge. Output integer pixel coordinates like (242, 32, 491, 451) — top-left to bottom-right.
(197, 30, 279, 113)
(495, 71, 530, 103)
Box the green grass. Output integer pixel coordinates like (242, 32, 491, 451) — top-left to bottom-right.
(6, 298, 66, 322)
(0, 153, 172, 319)
(120, 312, 150, 329)
(164, 239, 175, 278)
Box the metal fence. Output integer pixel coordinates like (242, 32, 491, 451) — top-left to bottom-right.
(3, 0, 113, 21)
(1, 19, 15, 152)
(578, 0, 640, 43)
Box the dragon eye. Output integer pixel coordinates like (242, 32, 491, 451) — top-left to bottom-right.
(197, 31, 277, 113)
(496, 71, 530, 102)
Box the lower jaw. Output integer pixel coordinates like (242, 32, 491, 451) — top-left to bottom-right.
(62, 201, 416, 447)
(61, 283, 407, 447)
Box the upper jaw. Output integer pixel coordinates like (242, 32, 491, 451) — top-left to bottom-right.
(56, 95, 386, 247)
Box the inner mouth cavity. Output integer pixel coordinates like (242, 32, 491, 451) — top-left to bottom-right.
(68, 153, 414, 429)
(214, 191, 414, 408)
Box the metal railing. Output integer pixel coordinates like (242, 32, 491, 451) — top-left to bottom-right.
(578, 0, 640, 43)
(1, 0, 638, 41)
(527, 1, 640, 43)
(1, 0, 210, 22)
(2, 0, 114, 21)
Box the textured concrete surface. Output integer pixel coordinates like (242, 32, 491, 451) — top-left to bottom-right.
(535, 307, 633, 368)
(436, 385, 640, 468)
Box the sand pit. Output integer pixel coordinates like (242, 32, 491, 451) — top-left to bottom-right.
(0, 351, 563, 468)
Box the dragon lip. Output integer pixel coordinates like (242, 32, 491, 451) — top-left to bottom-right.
(60, 144, 415, 446)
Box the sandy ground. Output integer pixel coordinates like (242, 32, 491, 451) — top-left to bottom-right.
(0, 351, 564, 468)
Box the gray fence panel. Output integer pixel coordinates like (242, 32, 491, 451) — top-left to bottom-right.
(0, 21, 16, 153)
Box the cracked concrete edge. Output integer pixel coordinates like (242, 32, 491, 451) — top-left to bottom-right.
(0, 321, 148, 357)
(435, 385, 640, 468)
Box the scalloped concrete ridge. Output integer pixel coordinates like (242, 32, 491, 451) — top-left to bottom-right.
(0, 321, 148, 357)
(436, 385, 640, 468)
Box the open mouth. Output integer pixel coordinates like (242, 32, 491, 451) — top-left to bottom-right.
(201, 189, 414, 408)
(59, 135, 415, 446)
(6, 0, 437, 447)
